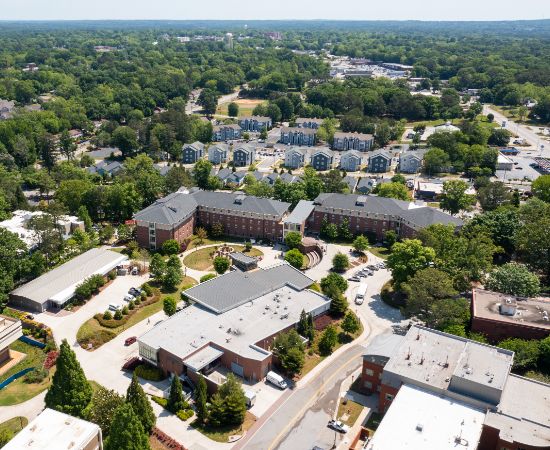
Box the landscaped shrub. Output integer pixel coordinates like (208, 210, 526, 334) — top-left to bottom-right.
(134, 297, 141, 306)
(200, 273, 216, 283)
(114, 310, 123, 320)
(108, 270, 117, 280)
(43, 351, 59, 370)
(152, 396, 168, 408)
(74, 274, 107, 301)
(128, 300, 135, 310)
(122, 306, 129, 315)
(176, 409, 194, 421)
(142, 283, 153, 297)
(24, 368, 48, 383)
(103, 311, 113, 320)
(135, 364, 165, 382)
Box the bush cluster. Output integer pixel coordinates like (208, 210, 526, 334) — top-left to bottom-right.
(74, 274, 106, 300)
(134, 364, 165, 382)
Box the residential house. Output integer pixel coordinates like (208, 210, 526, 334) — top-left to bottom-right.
(225, 171, 248, 186)
(208, 143, 229, 164)
(87, 160, 124, 177)
(279, 173, 301, 184)
(213, 167, 233, 184)
(398, 150, 425, 173)
(295, 118, 323, 129)
(368, 151, 392, 173)
(239, 116, 272, 132)
(342, 175, 358, 193)
(212, 124, 241, 142)
(280, 127, 316, 146)
(339, 150, 363, 172)
(284, 147, 307, 169)
(249, 170, 264, 182)
(154, 164, 171, 176)
(310, 148, 334, 171)
(333, 132, 374, 152)
(182, 141, 205, 164)
(356, 177, 377, 194)
(233, 144, 256, 167)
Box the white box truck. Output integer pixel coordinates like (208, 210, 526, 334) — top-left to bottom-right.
(355, 283, 367, 305)
(266, 371, 287, 389)
(244, 390, 256, 407)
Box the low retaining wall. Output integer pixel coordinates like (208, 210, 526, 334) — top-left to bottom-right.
(0, 367, 34, 389)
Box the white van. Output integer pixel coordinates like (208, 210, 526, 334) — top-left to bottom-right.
(355, 283, 367, 305)
(266, 371, 287, 390)
(244, 390, 256, 407)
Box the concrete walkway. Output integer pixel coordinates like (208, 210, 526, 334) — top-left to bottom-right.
(0, 391, 45, 424)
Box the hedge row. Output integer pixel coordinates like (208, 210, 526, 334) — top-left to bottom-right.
(94, 291, 158, 329)
(75, 274, 106, 301)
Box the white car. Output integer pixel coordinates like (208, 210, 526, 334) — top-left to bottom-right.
(123, 294, 135, 302)
(328, 420, 350, 433)
(108, 303, 122, 311)
(355, 297, 364, 305)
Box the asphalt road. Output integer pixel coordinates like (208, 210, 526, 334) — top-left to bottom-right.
(240, 261, 402, 450)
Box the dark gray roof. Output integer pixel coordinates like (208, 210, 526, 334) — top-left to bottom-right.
(214, 124, 240, 130)
(280, 173, 302, 184)
(134, 191, 198, 225)
(154, 164, 171, 176)
(234, 144, 255, 155)
(313, 193, 463, 228)
(184, 263, 314, 313)
(369, 150, 392, 161)
(343, 176, 358, 192)
(230, 252, 258, 265)
(209, 143, 229, 153)
(215, 168, 233, 180)
(183, 141, 205, 152)
(334, 131, 374, 140)
(312, 148, 333, 158)
(251, 171, 264, 181)
(284, 200, 315, 224)
(341, 150, 363, 161)
(296, 117, 323, 124)
(281, 126, 317, 135)
(401, 207, 463, 228)
(193, 191, 290, 216)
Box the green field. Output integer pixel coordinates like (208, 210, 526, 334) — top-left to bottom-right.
(216, 98, 267, 117)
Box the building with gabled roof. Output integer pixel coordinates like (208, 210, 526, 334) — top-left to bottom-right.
(280, 127, 316, 146)
(182, 141, 205, 164)
(135, 189, 291, 249)
(208, 143, 229, 164)
(333, 131, 374, 152)
(340, 150, 364, 172)
(295, 117, 323, 129)
(239, 116, 272, 132)
(233, 144, 256, 167)
(213, 124, 241, 142)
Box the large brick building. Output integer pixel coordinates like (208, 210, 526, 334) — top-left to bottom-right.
(362, 326, 550, 450)
(134, 189, 291, 250)
(138, 264, 330, 390)
(471, 289, 550, 342)
(307, 193, 462, 240)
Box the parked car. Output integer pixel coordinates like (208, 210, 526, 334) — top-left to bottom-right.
(123, 294, 135, 302)
(266, 371, 287, 389)
(124, 336, 137, 346)
(348, 276, 361, 282)
(108, 303, 122, 311)
(328, 420, 350, 433)
(25, 314, 34, 320)
(129, 287, 142, 297)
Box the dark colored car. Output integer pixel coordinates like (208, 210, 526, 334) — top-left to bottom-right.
(125, 336, 137, 346)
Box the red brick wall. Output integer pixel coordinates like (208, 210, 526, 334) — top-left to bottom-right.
(478, 425, 550, 450)
(471, 316, 550, 343)
(158, 348, 185, 376)
(361, 359, 385, 394)
(136, 215, 195, 250)
(197, 210, 283, 241)
(309, 210, 400, 240)
(379, 384, 399, 412)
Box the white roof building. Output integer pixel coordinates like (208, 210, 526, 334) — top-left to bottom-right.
(3, 408, 102, 450)
(366, 384, 485, 450)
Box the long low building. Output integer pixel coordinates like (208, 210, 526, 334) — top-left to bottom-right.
(9, 247, 128, 312)
(138, 264, 330, 385)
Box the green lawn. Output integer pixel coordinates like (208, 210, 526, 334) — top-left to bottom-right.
(184, 245, 263, 271)
(337, 398, 364, 427)
(0, 416, 28, 443)
(77, 277, 197, 350)
(368, 246, 390, 260)
(0, 340, 51, 407)
(215, 99, 267, 117)
(191, 412, 256, 443)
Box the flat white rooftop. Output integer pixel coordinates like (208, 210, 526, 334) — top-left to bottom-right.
(366, 384, 484, 450)
(3, 408, 100, 450)
(139, 284, 330, 362)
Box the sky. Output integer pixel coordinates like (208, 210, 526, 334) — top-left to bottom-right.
(1, 0, 549, 21)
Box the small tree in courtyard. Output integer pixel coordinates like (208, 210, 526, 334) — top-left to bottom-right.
(162, 239, 180, 255)
(341, 311, 360, 336)
(163, 296, 177, 316)
(285, 231, 302, 250)
(167, 375, 187, 413)
(195, 374, 208, 424)
(213, 256, 230, 274)
(353, 235, 369, 254)
(318, 325, 338, 355)
(285, 248, 304, 269)
(332, 252, 350, 272)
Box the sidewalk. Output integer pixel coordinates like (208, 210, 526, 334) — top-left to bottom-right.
(0, 391, 45, 423)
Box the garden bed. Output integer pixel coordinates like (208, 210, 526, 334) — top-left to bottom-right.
(192, 411, 256, 443)
(184, 245, 263, 271)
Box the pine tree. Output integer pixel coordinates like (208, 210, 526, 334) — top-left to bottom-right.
(297, 309, 308, 337)
(208, 392, 226, 427)
(167, 375, 186, 413)
(45, 339, 92, 418)
(307, 313, 315, 342)
(104, 403, 151, 450)
(195, 374, 208, 424)
(126, 373, 156, 433)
